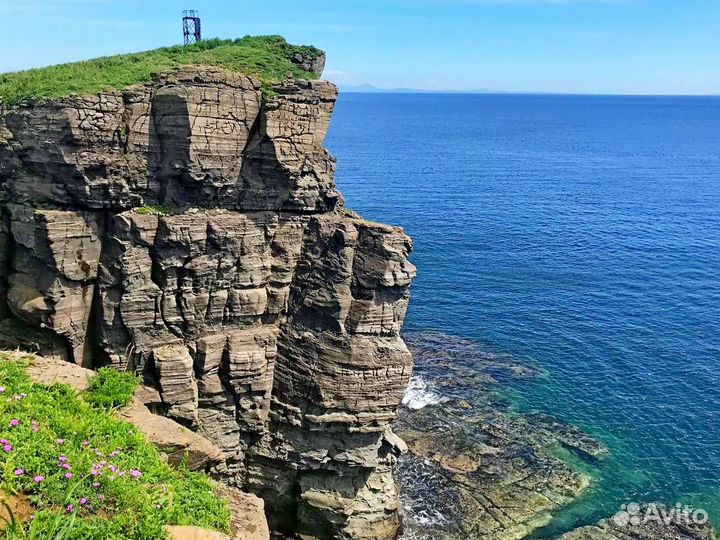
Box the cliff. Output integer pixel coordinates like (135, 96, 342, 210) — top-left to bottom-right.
(0, 40, 415, 540)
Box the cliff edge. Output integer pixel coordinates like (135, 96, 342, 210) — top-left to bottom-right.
(0, 38, 415, 540)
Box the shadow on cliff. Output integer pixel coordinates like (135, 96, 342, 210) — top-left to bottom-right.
(148, 92, 193, 206)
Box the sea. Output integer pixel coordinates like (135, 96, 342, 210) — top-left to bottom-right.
(324, 92, 720, 537)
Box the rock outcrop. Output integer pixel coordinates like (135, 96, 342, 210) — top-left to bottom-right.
(14, 350, 270, 540)
(0, 59, 415, 540)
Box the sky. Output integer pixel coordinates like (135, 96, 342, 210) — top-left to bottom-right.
(0, 0, 718, 95)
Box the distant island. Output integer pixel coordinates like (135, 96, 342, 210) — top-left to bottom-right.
(338, 84, 720, 96)
(340, 83, 496, 94)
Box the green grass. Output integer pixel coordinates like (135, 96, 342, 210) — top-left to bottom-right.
(0, 356, 230, 540)
(134, 205, 176, 217)
(84, 369, 138, 410)
(0, 35, 322, 107)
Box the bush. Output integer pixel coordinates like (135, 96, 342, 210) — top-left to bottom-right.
(134, 205, 175, 217)
(84, 368, 139, 410)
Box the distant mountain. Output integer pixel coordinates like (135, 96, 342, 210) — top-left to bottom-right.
(337, 85, 720, 97)
(339, 84, 495, 94)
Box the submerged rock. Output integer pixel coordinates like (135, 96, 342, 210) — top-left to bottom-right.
(559, 503, 716, 540)
(395, 331, 607, 540)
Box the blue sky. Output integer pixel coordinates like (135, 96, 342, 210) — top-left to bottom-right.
(1, 0, 718, 94)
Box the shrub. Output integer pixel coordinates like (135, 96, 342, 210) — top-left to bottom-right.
(134, 205, 175, 217)
(84, 368, 139, 410)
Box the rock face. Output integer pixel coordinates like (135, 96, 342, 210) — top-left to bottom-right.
(0, 64, 415, 540)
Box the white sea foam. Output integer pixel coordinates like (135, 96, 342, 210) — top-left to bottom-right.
(403, 505, 449, 530)
(402, 376, 447, 410)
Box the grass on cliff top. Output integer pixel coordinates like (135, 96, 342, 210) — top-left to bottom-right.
(0, 35, 321, 107)
(0, 356, 230, 540)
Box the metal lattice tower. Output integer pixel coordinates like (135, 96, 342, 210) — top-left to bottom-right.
(182, 10, 202, 45)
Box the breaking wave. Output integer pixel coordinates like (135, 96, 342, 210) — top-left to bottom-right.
(402, 376, 447, 410)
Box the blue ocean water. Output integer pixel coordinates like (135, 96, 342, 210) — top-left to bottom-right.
(325, 93, 720, 534)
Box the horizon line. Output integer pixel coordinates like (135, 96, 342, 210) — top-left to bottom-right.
(337, 84, 720, 98)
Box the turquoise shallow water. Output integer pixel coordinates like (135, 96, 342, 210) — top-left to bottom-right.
(325, 93, 720, 534)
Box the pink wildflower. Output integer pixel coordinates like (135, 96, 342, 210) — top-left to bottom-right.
(14, 469, 24, 476)
(31, 420, 38, 433)
(65, 504, 74, 513)
(2, 444, 11, 453)
(33, 475, 44, 483)
(64, 472, 73, 480)
(130, 469, 142, 478)
(9, 419, 19, 427)
(0, 386, 5, 393)
(56, 438, 65, 445)
(79, 498, 88, 506)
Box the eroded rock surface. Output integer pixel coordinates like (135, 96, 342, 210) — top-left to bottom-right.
(0, 64, 415, 540)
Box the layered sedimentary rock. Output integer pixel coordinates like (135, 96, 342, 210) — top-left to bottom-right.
(0, 57, 415, 540)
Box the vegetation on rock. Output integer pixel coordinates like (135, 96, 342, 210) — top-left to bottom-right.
(0, 35, 321, 107)
(0, 356, 230, 540)
(134, 205, 176, 217)
(84, 368, 138, 410)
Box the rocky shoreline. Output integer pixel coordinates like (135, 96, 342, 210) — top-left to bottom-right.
(394, 331, 606, 540)
(395, 332, 716, 540)
(559, 503, 717, 540)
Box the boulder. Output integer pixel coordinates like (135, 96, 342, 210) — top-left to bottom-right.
(216, 484, 270, 540)
(0, 491, 33, 530)
(165, 526, 230, 540)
